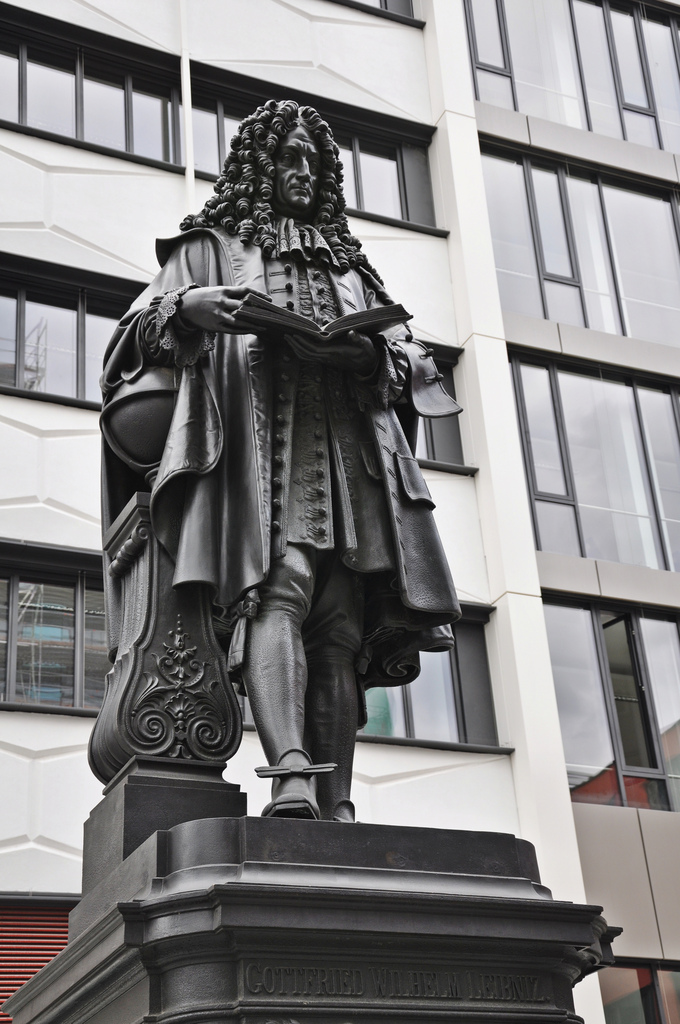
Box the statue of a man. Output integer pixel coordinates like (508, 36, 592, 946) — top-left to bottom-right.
(100, 100, 460, 822)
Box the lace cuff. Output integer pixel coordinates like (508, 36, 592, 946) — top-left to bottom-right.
(156, 284, 217, 367)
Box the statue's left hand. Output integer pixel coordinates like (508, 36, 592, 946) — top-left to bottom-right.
(283, 330, 378, 375)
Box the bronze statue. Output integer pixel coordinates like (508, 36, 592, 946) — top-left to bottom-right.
(94, 100, 460, 821)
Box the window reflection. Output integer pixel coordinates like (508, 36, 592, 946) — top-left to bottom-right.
(532, 168, 572, 277)
(573, 1, 622, 139)
(193, 106, 219, 173)
(603, 186, 680, 345)
(363, 686, 407, 737)
(83, 76, 125, 151)
(640, 617, 680, 810)
(544, 603, 621, 803)
(338, 146, 358, 209)
(15, 582, 75, 707)
(0, 579, 7, 701)
(643, 19, 680, 154)
(638, 388, 680, 571)
(409, 651, 459, 742)
(85, 313, 117, 403)
(520, 364, 566, 494)
(558, 372, 661, 568)
(26, 58, 75, 137)
(0, 294, 16, 387)
(601, 967, 659, 1024)
(133, 89, 172, 162)
(503, 0, 586, 128)
(24, 301, 77, 398)
(469, 0, 505, 66)
(359, 150, 402, 219)
(0, 52, 18, 123)
(482, 154, 543, 317)
(535, 500, 581, 556)
(659, 970, 680, 1024)
(477, 69, 514, 108)
(601, 613, 654, 769)
(565, 177, 621, 334)
(84, 587, 107, 710)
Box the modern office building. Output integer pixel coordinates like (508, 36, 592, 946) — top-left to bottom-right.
(1, 1, 680, 1022)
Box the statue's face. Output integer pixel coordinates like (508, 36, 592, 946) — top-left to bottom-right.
(273, 125, 321, 220)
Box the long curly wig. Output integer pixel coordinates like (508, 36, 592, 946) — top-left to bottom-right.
(180, 99, 381, 279)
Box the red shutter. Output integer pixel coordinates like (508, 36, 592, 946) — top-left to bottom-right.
(0, 905, 70, 1022)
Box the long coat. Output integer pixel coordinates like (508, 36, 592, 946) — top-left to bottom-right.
(101, 227, 461, 689)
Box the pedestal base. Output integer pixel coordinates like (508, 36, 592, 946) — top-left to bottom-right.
(5, 817, 613, 1024)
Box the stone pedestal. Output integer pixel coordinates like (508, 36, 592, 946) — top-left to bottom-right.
(5, 814, 614, 1024)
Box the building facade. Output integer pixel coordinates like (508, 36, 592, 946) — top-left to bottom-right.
(1, 1, 680, 1022)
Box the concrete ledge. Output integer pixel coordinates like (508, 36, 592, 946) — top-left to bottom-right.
(538, 550, 680, 608)
(502, 310, 680, 378)
(503, 311, 560, 352)
(527, 115, 679, 183)
(475, 102, 530, 145)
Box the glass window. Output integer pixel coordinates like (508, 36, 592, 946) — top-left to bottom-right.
(503, 0, 586, 128)
(363, 686, 407, 737)
(624, 109, 659, 147)
(15, 581, 75, 707)
(85, 313, 116, 403)
(338, 146, 358, 209)
(604, 186, 680, 345)
(132, 88, 172, 162)
(659, 970, 680, 1024)
(0, 51, 19, 123)
(600, 966, 658, 1024)
(469, 0, 506, 67)
(482, 154, 543, 317)
(84, 586, 107, 710)
(83, 75, 126, 151)
(640, 617, 680, 810)
(24, 300, 77, 398)
(359, 149, 402, 219)
(26, 57, 75, 137)
(643, 19, 680, 155)
(638, 388, 680, 571)
(0, 579, 8, 701)
(409, 651, 459, 742)
(565, 176, 622, 334)
(193, 106, 219, 174)
(573, 1, 622, 139)
(535, 500, 581, 556)
(602, 612, 655, 769)
(532, 167, 573, 278)
(558, 372, 662, 569)
(477, 69, 515, 108)
(611, 9, 649, 109)
(0, 293, 16, 387)
(544, 603, 621, 803)
(223, 114, 240, 152)
(520, 363, 567, 494)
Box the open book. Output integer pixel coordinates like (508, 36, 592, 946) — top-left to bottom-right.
(233, 293, 412, 342)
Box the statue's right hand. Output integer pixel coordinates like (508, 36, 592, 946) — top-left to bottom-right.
(177, 286, 271, 334)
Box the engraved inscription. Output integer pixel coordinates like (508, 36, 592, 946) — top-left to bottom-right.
(243, 963, 549, 1004)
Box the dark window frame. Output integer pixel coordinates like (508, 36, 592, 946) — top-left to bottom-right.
(465, 0, 680, 150)
(544, 592, 680, 810)
(415, 343, 474, 474)
(511, 349, 680, 572)
(324, 0, 420, 21)
(0, 254, 141, 407)
(0, 539, 104, 714)
(0, 3, 183, 169)
(482, 143, 680, 338)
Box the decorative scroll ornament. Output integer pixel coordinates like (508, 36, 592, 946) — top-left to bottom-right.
(128, 616, 232, 761)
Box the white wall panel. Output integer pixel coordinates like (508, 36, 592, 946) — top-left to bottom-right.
(427, 471, 489, 605)
(9, 0, 181, 53)
(187, 0, 431, 124)
(0, 396, 100, 550)
(0, 711, 101, 894)
(0, 130, 187, 281)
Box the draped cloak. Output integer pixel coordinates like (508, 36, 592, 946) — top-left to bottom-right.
(100, 226, 461, 690)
